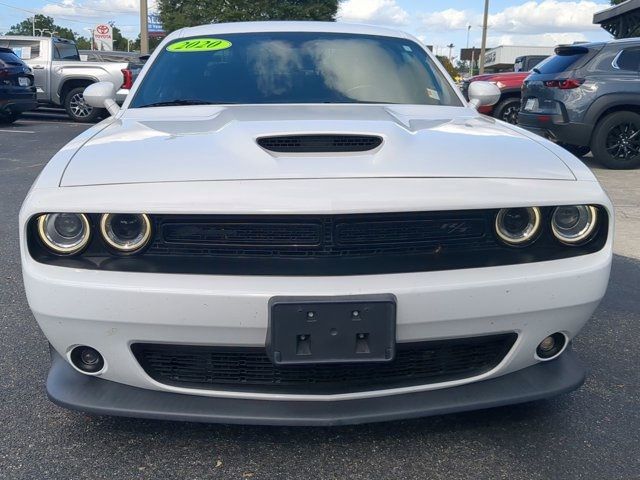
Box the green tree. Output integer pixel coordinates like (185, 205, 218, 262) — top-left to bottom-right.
(8, 14, 76, 40)
(75, 36, 92, 49)
(610, 0, 627, 4)
(158, 0, 338, 33)
(108, 22, 132, 51)
(436, 56, 459, 79)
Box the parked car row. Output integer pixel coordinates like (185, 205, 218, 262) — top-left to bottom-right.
(0, 36, 145, 122)
(463, 39, 640, 169)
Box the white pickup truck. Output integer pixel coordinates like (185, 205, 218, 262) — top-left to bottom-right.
(0, 35, 140, 122)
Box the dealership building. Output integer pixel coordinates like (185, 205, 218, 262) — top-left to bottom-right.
(479, 45, 556, 72)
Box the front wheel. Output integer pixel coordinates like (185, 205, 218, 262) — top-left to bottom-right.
(64, 87, 103, 123)
(591, 111, 640, 169)
(493, 98, 521, 125)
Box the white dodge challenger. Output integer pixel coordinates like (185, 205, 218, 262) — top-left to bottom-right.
(20, 22, 613, 425)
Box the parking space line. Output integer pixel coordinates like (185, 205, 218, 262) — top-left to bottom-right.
(0, 129, 35, 134)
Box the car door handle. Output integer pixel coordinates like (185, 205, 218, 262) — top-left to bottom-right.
(32, 65, 45, 69)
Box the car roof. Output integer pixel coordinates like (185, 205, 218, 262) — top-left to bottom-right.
(0, 47, 17, 53)
(172, 21, 412, 42)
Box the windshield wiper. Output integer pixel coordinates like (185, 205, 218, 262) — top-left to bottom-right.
(136, 100, 234, 108)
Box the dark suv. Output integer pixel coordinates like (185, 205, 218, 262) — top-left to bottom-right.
(0, 47, 37, 124)
(519, 40, 640, 169)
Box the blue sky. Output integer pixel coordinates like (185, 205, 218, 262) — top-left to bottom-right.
(0, 0, 614, 58)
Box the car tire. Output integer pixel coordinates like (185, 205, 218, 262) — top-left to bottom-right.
(559, 143, 590, 157)
(493, 98, 521, 125)
(64, 87, 103, 123)
(592, 111, 640, 169)
(0, 112, 19, 124)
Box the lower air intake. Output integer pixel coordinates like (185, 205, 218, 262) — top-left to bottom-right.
(132, 333, 517, 395)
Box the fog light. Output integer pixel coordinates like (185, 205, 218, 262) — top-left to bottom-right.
(70, 346, 105, 373)
(536, 333, 566, 360)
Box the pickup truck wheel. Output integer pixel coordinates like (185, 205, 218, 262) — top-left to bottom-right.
(64, 87, 102, 123)
(493, 98, 521, 125)
(592, 111, 640, 169)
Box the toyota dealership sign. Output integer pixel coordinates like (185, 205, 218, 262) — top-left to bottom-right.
(94, 23, 113, 51)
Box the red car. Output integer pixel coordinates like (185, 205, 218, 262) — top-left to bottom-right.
(461, 71, 529, 124)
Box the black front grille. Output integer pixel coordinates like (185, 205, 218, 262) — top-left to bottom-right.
(148, 211, 494, 259)
(257, 135, 383, 152)
(131, 334, 517, 394)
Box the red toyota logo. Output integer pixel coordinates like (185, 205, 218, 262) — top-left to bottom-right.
(96, 25, 109, 34)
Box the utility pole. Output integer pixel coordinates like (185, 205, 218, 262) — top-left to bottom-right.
(140, 0, 149, 54)
(31, 16, 35, 36)
(479, 0, 490, 74)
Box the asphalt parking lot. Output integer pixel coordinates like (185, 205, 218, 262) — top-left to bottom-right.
(1, 113, 639, 479)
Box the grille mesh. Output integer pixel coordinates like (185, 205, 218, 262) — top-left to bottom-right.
(257, 135, 383, 153)
(132, 334, 517, 394)
(148, 212, 494, 259)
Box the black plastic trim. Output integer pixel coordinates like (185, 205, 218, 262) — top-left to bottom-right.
(46, 347, 586, 426)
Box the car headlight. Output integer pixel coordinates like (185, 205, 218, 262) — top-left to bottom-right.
(495, 207, 541, 245)
(100, 213, 152, 252)
(551, 205, 598, 245)
(37, 213, 91, 255)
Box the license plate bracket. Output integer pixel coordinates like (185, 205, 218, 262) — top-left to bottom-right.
(267, 294, 396, 365)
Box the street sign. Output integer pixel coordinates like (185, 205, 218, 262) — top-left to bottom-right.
(94, 23, 113, 51)
(148, 13, 165, 38)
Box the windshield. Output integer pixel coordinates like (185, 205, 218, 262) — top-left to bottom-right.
(130, 32, 462, 107)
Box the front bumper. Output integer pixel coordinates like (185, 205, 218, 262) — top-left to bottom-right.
(25, 248, 610, 403)
(47, 347, 585, 426)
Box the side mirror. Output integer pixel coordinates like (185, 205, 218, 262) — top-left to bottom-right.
(83, 82, 120, 116)
(467, 81, 501, 109)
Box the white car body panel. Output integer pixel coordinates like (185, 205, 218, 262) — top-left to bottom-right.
(20, 21, 613, 420)
(59, 105, 576, 187)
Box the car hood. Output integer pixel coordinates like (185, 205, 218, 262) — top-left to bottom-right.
(60, 105, 574, 187)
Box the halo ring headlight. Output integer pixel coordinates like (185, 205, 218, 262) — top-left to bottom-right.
(37, 213, 91, 255)
(551, 205, 598, 245)
(100, 213, 152, 252)
(495, 207, 542, 246)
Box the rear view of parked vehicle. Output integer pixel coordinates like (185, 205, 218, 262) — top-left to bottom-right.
(520, 40, 640, 169)
(0, 47, 37, 124)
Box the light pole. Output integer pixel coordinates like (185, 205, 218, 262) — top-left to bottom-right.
(479, 0, 490, 74)
(140, 0, 149, 54)
(85, 27, 95, 50)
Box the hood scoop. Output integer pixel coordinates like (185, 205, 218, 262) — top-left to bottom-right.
(257, 134, 383, 153)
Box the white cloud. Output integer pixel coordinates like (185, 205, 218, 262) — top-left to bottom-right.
(489, 0, 608, 33)
(420, 9, 478, 32)
(486, 32, 590, 47)
(338, 0, 409, 26)
(421, 0, 608, 34)
(41, 0, 155, 18)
